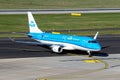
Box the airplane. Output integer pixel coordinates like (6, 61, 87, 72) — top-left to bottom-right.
(11, 12, 101, 57)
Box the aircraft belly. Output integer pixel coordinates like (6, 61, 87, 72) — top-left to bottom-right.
(37, 40, 99, 51)
(37, 40, 74, 49)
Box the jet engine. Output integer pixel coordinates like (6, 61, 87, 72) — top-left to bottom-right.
(51, 45, 63, 53)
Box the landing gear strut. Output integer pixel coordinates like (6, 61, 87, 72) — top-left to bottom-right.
(87, 51, 92, 57)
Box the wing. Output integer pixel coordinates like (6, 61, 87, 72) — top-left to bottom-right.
(9, 37, 66, 53)
(9, 37, 43, 45)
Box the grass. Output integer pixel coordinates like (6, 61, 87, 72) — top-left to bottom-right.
(0, 0, 120, 9)
(0, 13, 120, 37)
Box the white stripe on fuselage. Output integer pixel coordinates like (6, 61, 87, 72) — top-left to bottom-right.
(35, 39, 99, 52)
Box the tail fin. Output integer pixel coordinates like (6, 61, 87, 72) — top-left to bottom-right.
(28, 12, 43, 33)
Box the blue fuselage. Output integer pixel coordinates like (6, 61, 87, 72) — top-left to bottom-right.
(28, 32, 101, 51)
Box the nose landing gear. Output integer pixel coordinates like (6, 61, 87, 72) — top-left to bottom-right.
(87, 51, 92, 57)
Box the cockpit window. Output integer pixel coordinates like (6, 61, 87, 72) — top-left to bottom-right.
(88, 40, 97, 43)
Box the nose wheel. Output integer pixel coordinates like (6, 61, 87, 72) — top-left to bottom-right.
(87, 51, 92, 57)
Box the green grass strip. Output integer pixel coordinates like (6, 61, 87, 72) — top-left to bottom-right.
(0, 13, 119, 37)
(0, 0, 120, 9)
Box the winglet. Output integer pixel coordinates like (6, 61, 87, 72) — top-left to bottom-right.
(28, 12, 43, 33)
(94, 32, 99, 40)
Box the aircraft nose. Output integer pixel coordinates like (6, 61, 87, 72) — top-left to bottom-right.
(95, 43, 101, 51)
(88, 40, 101, 51)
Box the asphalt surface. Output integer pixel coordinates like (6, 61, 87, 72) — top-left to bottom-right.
(0, 36, 120, 80)
(0, 9, 119, 80)
(1, 8, 120, 14)
(0, 35, 119, 59)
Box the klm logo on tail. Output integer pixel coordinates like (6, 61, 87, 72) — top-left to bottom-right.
(29, 21, 35, 27)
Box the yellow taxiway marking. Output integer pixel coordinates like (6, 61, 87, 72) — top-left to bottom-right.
(52, 32, 60, 34)
(71, 13, 82, 16)
(67, 53, 109, 69)
(36, 55, 110, 80)
(84, 59, 101, 63)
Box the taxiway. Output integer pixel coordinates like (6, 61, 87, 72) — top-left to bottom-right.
(0, 35, 119, 80)
(0, 35, 119, 58)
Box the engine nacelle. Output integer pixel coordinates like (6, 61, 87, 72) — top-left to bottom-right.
(51, 45, 63, 53)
